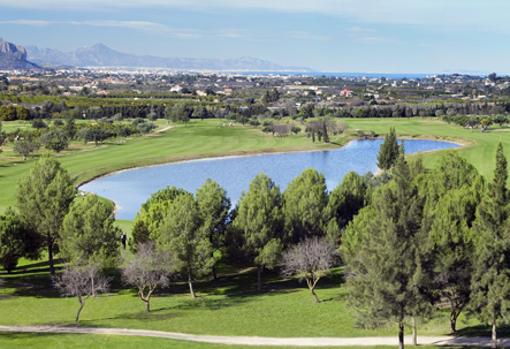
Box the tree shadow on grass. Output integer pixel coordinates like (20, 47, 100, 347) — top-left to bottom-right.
(455, 324, 510, 337)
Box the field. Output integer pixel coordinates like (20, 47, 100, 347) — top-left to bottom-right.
(1, 118, 509, 214)
(1, 117, 510, 348)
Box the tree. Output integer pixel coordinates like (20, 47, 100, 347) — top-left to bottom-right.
(64, 118, 77, 139)
(283, 169, 328, 244)
(470, 143, 510, 348)
(157, 193, 214, 299)
(61, 194, 120, 267)
(342, 155, 426, 349)
(41, 129, 69, 153)
(233, 173, 284, 291)
(196, 179, 231, 279)
(132, 186, 187, 247)
(13, 138, 39, 160)
(79, 126, 109, 145)
(0, 209, 40, 272)
(377, 128, 400, 170)
(419, 154, 483, 333)
(166, 103, 193, 123)
(17, 157, 76, 274)
(281, 237, 337, 303)
(55, 264, 109, 323)
(0, 121, 6, 152)
(325, 172, 370, 244)
(122, 243, 174, 312)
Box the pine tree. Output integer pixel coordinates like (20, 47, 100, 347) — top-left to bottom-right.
(233, 173, 284, 291)
(196, 179, 231, 279)
(158, 192, 214, 299)
(283, 169, 328, 244)
(419, 154, 483, 333)
(17, 157, 76, 274)
(342, 155, 426, 349)
(377, 127, 400, 170)
(470, 143, 510, 348)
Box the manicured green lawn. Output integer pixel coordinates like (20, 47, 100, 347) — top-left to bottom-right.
(341, 118, 510, 180)
(0, 265, 480, 338)
(2, 117, 509, 214)
(0, 333, 458, 349)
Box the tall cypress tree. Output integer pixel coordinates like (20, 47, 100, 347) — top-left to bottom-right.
(470, 143, 510, 348)
(377, 127, 400, 171)
(343, 155, 426, 349)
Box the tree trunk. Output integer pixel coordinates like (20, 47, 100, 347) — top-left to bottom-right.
(398, 320, 405, 349)
(450, 311, 457, 333)
(48, 238, 55, 275)
(492, 321, 497, 349)
(256, 265, 262, 291)
(212, 265, 218, 280)
(144, 299, 151, 312)
(412, 316, 417, 346)
(76, 296, 85, 324)
(188, 271, 196, 299)
(307, 279, 320, 303)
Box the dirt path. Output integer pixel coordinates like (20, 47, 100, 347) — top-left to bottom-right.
(0, 325, 509, 347)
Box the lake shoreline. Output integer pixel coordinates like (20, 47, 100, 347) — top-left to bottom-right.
(79, 136, 463, 220)
(78, 135, 466, 190)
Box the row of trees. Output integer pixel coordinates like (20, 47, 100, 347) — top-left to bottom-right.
(342, 143, 510, 349)
(2, 118, 156, 160)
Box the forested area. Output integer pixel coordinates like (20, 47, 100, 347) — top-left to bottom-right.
(1, 131, 509, 348)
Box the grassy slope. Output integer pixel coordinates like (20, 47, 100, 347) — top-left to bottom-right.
(341, 118, 510, 180)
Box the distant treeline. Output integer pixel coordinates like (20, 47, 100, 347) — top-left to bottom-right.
(2, 98, 510, 122)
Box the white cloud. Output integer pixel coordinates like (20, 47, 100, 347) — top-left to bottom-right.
(1, 1, 509, 36)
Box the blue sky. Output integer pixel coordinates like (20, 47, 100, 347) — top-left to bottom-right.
(0, 0, 508, 73)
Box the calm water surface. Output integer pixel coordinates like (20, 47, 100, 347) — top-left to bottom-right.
(80, 139, 459, 220)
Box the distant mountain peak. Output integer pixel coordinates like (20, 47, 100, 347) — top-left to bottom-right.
(26, 42, 311, 71)
(0, 38, 40, 70)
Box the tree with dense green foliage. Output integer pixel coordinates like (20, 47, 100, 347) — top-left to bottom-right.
(41, 129, 69, 153)
(0, 209, 40, 272)
(342, 155, 426, 349)
(233, 173, 284, 291)
(61, 194, 120, 267)
(325, 172, 370, 245)
(64, 118, 77, 139)
(470, 143, 510, 347)
(166, 103, 193, 123)
(157, 193, 214, 299)
(17, 157, 76, 274)
(13, 138, 39, 160)
(283, 169, 327, 244)
(196, 179, 231, 279)
(419, 154, 483, 333)
(377, 128, 400, 170)
(131, 186, 188, 248)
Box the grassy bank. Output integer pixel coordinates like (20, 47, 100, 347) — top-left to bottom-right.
(0, 119, 334, 213)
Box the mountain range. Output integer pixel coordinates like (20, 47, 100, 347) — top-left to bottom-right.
(25, 43, 310, 71)
(0, 38, 40, 70)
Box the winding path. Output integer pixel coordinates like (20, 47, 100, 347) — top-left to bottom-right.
(0, 325, 508, 347)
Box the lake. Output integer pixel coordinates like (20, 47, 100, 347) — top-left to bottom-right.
(80, 139, 459, 220)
